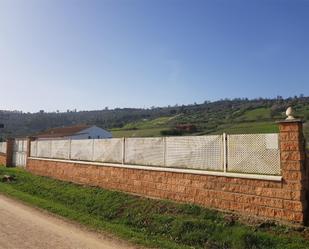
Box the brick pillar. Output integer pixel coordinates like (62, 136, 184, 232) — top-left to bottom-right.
(5, 138, 14, 167)
(279, 119, 308, 224)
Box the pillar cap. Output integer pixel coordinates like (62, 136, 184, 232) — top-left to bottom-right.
(276, 119, 303, 124)
(276, 107, 303, 124)
(285, 106, 295, 120)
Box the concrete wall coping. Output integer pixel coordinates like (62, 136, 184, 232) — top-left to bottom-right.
(28, 157, 282, 182)
(276, 119, 303, 124)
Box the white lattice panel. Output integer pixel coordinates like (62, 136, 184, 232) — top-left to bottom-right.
(12, 152, 27, 167)
(166, 135, 224, 170)
(13, 140, 23, 151)
(51, 140, 70, 159)
(125, 137, 165, 166)
(12, 139, 27, 167)
(93, 138, 123, 163)
(70, 139, 93, 161)
(14, 139, 27, 152)
(0, 142, 7, 153)
(227, 133, 280, 175)
(37, 140, 52, 158)
(23, 140, 28, 152)
(13, 140, 20, 152)
(30, 141, 37, 157)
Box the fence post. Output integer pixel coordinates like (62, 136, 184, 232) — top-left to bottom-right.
(49, 140, 53, 158)
(36, 140, 38, 157)
(68, 139, 72, 160)
(92, 139, 95, 161)
(122, 137, 125, 164)
(223, 133, 227, 172)
(163, 136, 167, 167)
(278, 107, 308, 224)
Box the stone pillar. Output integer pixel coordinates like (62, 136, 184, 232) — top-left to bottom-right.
(5, 138, 14, 167)
(278, 119, 308, 224)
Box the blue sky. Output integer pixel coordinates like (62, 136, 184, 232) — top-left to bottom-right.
(0, 0, 308, 112)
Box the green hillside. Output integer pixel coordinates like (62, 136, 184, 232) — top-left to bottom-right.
(111, 116, 170, 137)
(111, 121, 281, 138)
(0, 97, 308, 145)
(239, 107, 271, 121)
(110, 100, 309, 147)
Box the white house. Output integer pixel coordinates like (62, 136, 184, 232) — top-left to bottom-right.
(34, 124, 112, 140)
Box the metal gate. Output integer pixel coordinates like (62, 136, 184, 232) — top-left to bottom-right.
(12, 139, 27, 167)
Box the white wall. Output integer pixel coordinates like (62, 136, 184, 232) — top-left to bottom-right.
(0, 142, 7, 154)
(30, 133, 281, 175)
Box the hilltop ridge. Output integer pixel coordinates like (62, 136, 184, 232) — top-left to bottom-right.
(0, 96, 308, 141)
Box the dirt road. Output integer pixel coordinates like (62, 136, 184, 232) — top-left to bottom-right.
(0, 195, 138, 249)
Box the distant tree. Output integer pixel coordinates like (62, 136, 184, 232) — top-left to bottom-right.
(160, 129, 183, 136)
(170, 109, 177, 115)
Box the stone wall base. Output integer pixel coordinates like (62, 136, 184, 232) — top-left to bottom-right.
(27, 158, 306, 223)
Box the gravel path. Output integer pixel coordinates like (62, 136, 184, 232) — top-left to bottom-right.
(0, 194, 138, 249)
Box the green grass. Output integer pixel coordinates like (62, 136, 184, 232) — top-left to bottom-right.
(111, 127, 165, 138)
(121, 117, 172, 130)
(0, 167, 308, 249)
(294, 104, 309, 120)
(240, 108, 272, 121)
(111, 117, 173, 138)
(196, 122, 278, 136)
(215, 121, 279, 134)
(111, 121, 279, 138)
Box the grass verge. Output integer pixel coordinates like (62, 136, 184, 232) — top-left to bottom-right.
(0, 167, 308, 249)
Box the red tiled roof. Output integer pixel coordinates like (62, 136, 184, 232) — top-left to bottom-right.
(35, 124, 92, 138)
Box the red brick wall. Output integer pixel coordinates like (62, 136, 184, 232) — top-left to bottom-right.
(0, 153, 6, 166)
(26, 120, 308, 224)
(0, 139, 14, 167)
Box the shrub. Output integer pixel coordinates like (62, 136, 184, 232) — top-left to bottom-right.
(160, 129, 183, 136)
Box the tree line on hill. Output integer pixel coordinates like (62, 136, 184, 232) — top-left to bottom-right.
(0, 95, 308, 140)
